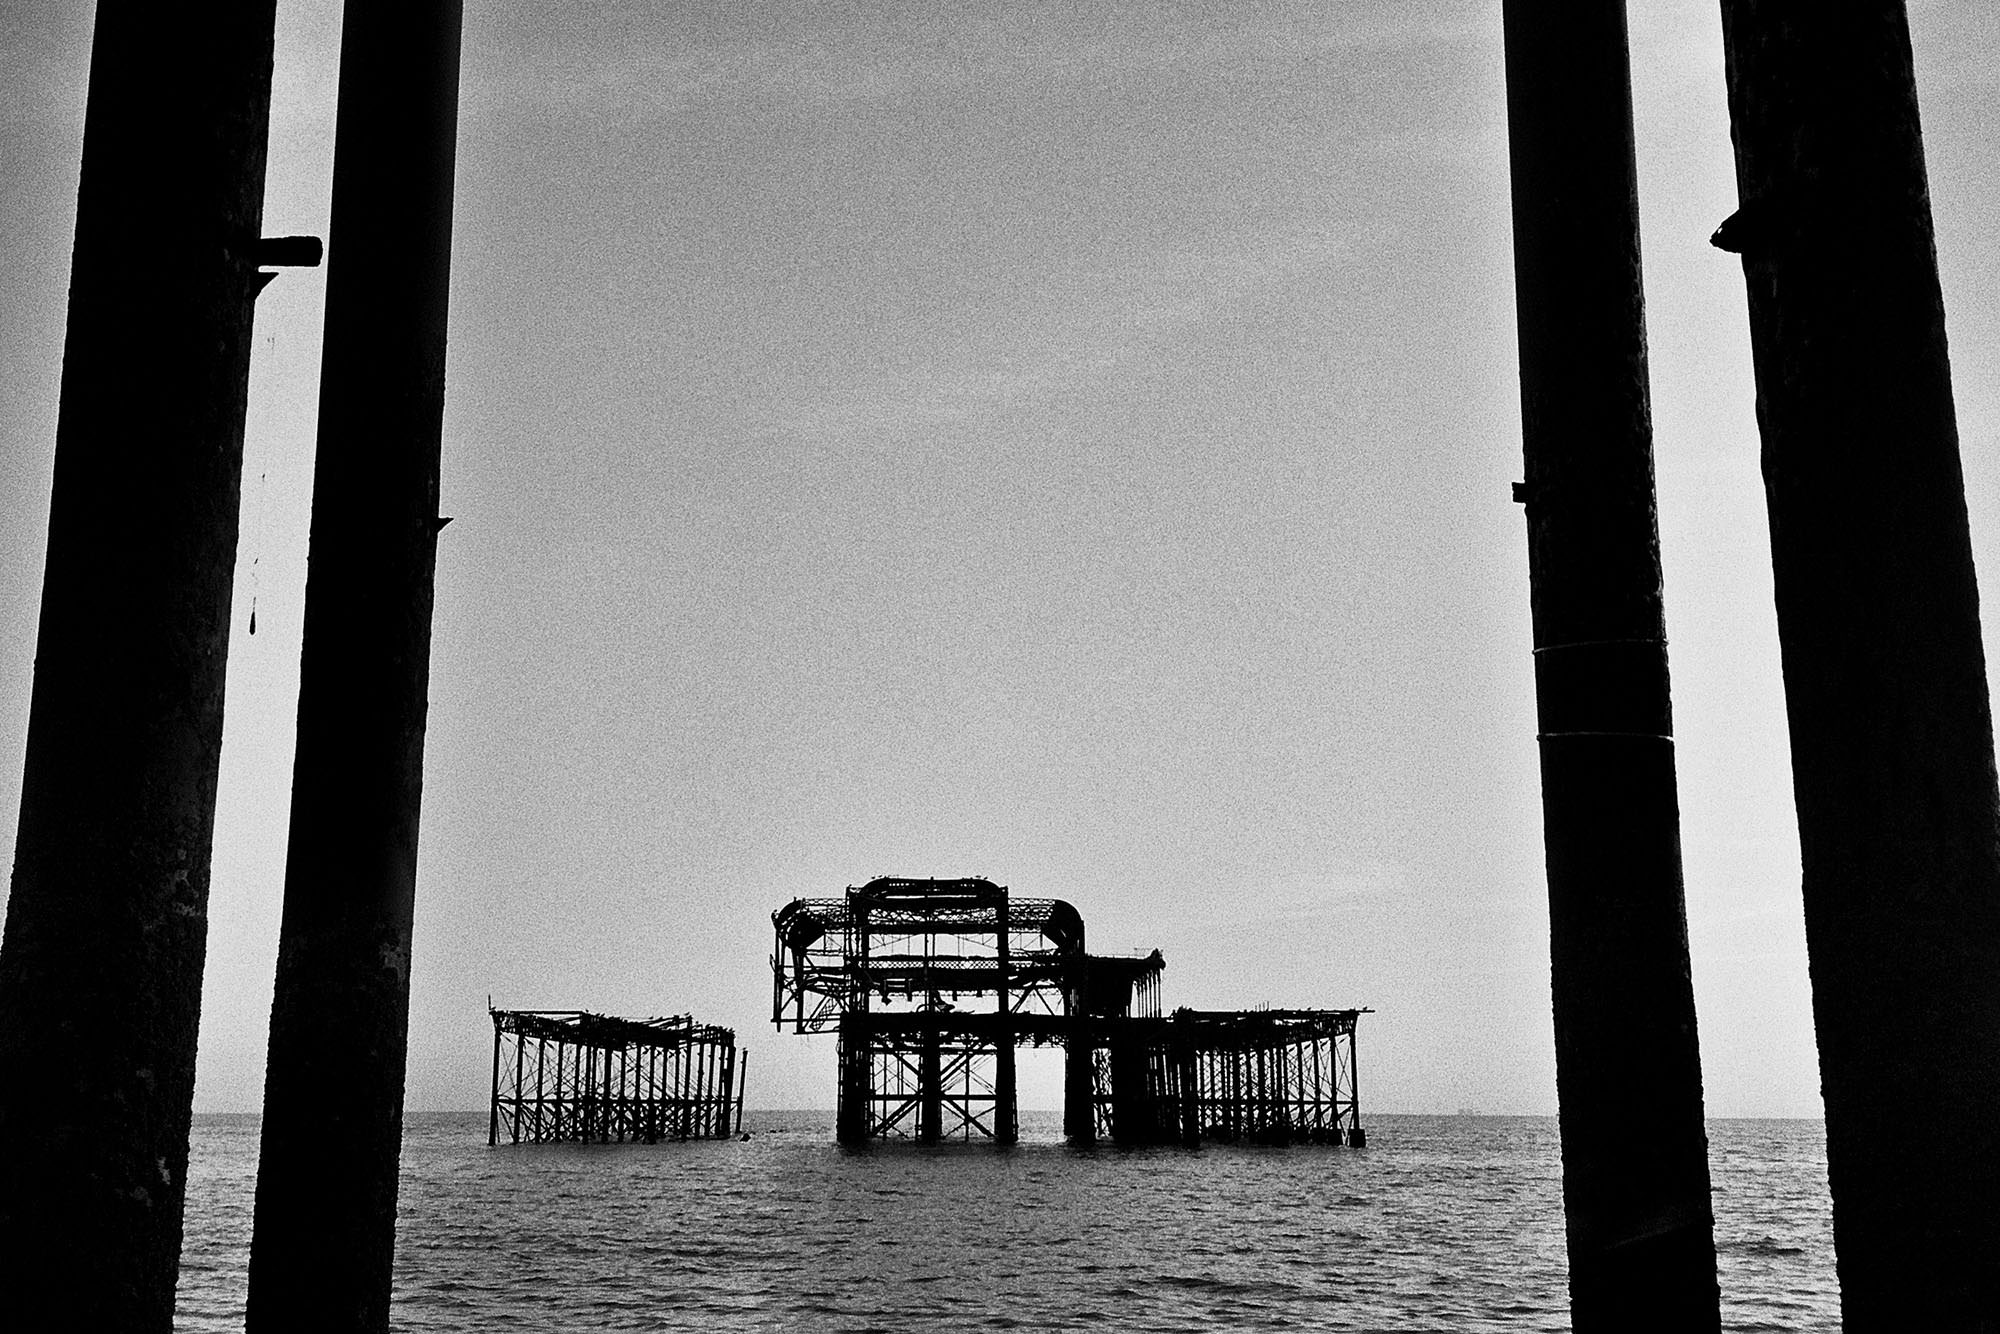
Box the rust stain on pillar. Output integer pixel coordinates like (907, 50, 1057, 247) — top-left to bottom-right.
(244, 1, 463, 1329)
(1716, 4, 2000, 1326)
(0, 4, 280, 1327)
(1500, 2, 1720, 1328)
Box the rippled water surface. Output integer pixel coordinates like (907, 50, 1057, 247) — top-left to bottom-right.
(177, 1113, 1836, 1331)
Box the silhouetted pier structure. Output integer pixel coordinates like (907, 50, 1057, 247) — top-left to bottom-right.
(771, 877, 1365, 1146)
(487, 1010, 743, 1145)
(10, 6, 1993, 1327)
(1088, 1009, 1365, 1147)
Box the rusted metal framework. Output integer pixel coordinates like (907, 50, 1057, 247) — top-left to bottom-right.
(487, 1010, 742, 1145)
(1163, 1009, 1365, 1145)
(773, 877, 1081, 1143)
(773, 877, 1366, 1147)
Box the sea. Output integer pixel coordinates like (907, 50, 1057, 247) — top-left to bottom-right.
(175, 1112, 1838, 1332)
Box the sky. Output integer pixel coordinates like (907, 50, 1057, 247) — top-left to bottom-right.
(2, 1, 1998, 1117)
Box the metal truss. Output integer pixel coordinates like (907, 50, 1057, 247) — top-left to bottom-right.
(841, 1027, 1005, 1142)
(488, 1009, 743, 1145)
(1078, 1008, 1370, 1146)
(771, 877, 1369, 1148)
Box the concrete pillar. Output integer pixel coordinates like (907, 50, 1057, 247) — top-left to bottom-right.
(1500, 3, 1720, 1328)
(245, 3, 462, 1330)
(0, 4, 279, 1327)
(1716, 5, 2000, 1325)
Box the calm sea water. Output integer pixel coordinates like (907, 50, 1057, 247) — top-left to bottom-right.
(176, 1112, 1836, 1332)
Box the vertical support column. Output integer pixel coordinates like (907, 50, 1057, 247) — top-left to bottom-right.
(664, 1048, 680, 1144)
(1107, 1031, 1152, 1143)
(488, 1017, 503, 1146)
(1715, 7, 2000, 1326)
(734, 1049, 749, 1136)
(1176, 1044, 1200, 1147)
(1501, 3, 1718, 1328)
(993, 897, 1017, 1145)
(605, 1047, 617, 1143)
(553, 1039, 566, 1142)
(642, 1045, 656, 1142)
(717, 1046, 736, 1140)
(1254, 1045, 1270, 1140)
(613, 1047, 626, 1143)
(246, 3, 462, 1331)
(1063, 959, 1096, 1144)
(840, 895, 875, 1143)
(701, 1041, 717, 1138)
(511, 1028, 525, 1145)
(664, 1042, 675, 1140)
(1062, 1034, 1097, 1144)
(1345, 1025, 1365, 1148)
(715, 1042, 728, 1136)
(1274, 1042, 1291, 1140)
(0, 4, 280, 1328)
(1230, 1049, 1243, 1141)
(533, 1037, 547, 1142)
(693, 1037, 705, 1137)
(836, 1019, 871, 1144)
(665, 1038, 679, 1138)
(1309, 1037, 1326, 1139)
(712, 1040, 728, 1136)
(678, 1037, 691, 1137)
(918, 1024, 944, 1144)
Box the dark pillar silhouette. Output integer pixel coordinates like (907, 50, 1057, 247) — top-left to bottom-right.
(993, 897, 1018, 1144)
(244, 2, 462, 1329)
(836, 1021, 872, 1144)
(1107, 1032, 1151, 1142)
(1501, 3, 1720, 1328)
(0, 4, 279, 1327)
(1715, 6, 2000, 1326)
(1064, 989, 1096, 1145)
(917, 1024, 944, 1144)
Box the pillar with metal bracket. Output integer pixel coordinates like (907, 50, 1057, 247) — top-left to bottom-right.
(245, 2, 463, 1329)
(1501, 2, 1720, 1327)
(1715, 5, 2000, 1325)
(0, 4, 300, 1327)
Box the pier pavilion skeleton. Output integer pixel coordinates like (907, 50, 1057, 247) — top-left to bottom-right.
(488, 1010, 744, 1145)
(771, 877, 1366, 1145)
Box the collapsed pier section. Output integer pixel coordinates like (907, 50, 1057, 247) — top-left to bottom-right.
(488, 1009, 744, 1145)
(1086, 1008, 1367, 1147)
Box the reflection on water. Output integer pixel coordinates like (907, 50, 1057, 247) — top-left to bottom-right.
(176, 1112, 1836, 1332)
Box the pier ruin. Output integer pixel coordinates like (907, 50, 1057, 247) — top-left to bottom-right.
(487, 1010, 744, 1145)
(770, 877, 1366, 1146)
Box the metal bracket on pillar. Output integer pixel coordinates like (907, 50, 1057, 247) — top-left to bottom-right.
(247, 235, 324, 297)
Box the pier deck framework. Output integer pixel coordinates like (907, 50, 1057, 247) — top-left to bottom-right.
(488, 1009, 743, 1145)
(771, 877, 1366, 1146)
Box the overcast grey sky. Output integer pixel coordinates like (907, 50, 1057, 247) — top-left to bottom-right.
(3, 1, 1998, 1115)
